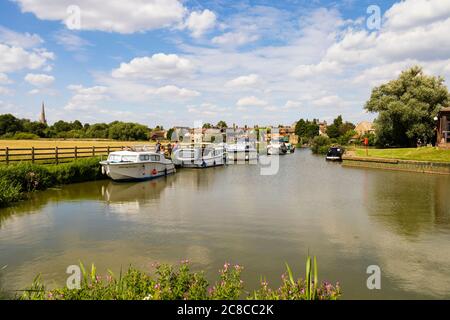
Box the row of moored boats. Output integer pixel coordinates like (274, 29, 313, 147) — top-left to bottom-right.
(100, 140, 295, 182)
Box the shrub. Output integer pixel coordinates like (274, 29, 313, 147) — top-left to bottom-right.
(0, 178, 22, 207)
(12, 132, 40, 140)
(311, 136, 331, 155)
(20, 257, 341, 300)
(0, 158, 103, 207)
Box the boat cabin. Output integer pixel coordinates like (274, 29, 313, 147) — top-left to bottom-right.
(437, 107, 450, 148)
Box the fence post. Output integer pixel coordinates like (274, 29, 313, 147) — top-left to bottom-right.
(31, 147, 35, 163)
(55, 146, 59, 164)
(92, 146, 95, 157)
(5, 147, 9, 165)
(107, 146, 110, 154)
(75, 146, 78, 160)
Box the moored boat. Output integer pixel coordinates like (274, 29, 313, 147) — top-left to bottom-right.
(172, 144, 226, 168)
(100, 149, 176, 181)
(325, 147, 344, 161)
(226, 142, 258, 162)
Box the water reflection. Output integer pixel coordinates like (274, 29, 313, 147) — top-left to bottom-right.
(1, 150, 450, 299)
(367, 171, 450, 236)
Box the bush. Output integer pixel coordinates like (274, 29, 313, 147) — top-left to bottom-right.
(0, 158, 103, 207)
(13, 132, 40, 140)
(311, 136, 331, 155)
(0, 178, 22, 207)
(20, 257, 341, 300)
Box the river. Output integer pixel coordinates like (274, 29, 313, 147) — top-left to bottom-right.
(1, 149, 449, 299)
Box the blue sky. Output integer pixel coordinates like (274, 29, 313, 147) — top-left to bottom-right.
(0, 0, 449, 128)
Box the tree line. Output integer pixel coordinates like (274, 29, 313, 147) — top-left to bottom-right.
(0, 114, 161, 141)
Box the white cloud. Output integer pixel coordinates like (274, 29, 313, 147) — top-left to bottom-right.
(0, 43, 54, 73)
(0, 26, 43, 48)
(13, 0, 187, 34)
(65, 85, 109, 110)
(24, 73, 55, 87)
(146, 85, 200, 98)
(185, 10, 216, 38)
(187, 103, 229, 117)
(0, 86, 13, 95)
(236, 96, 267, 107)
(312, 95, 346, 108)
(225, 74, 260, 88)
(111, 53, 194, 80)
(384, 0, 450, 30)
(212, 32, 259, 46)
(54, 30, 92, 51)
(0, 73, 11, 84)
(292, 61, 342, 79)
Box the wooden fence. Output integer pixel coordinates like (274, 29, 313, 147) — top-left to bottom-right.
(0, 146, 126, 165)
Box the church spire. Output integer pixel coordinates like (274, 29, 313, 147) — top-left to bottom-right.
(40, 101, 47, 125)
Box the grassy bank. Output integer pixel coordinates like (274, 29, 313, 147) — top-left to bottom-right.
(20, 257, 340, 300)
(353, 147, 450, 163)
(0, 157, 104, 207)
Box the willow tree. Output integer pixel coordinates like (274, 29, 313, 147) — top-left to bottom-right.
(365, 66, 450, 147)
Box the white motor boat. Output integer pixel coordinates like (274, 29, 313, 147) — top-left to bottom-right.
(267, 139, 295, 155)
(226, 142, 258, 162)
(100, 149, 175, 181)
(172, 144, 226, 168)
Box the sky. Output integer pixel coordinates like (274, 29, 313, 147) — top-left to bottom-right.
(0, 0, 450, 128)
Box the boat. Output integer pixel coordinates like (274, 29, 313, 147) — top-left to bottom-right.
(226, 142, 258, 162)
(267, 136, 295, 155)
(325, 146, 344, 161)
(99, 148, 176, 181)
(172, 144, 226, 168)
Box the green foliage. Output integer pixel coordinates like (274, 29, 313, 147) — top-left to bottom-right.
(295, 119, 320, 143)
(365, 66, 450, 147)
(108, 122, 149, 141)
(0, 113, 152, 141)
(0, 158, 103, 207)
(0, 178, 22, 207)
(20, 259, 341, 300)
(217, 121, 228, 129)
(311, 135, 331, 154)
(202, 123, 212, 129)
(326, 115, 355, 142)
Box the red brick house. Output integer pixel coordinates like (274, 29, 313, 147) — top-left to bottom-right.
(437, 107, 450, 148)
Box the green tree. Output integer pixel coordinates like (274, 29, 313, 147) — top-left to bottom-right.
(217, 121, 228, 129)
(365, 66, 450, 147)
(0, 114, 24, 135)
(202, 123, 212, 129)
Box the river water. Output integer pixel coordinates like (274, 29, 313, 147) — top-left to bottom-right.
(1, 149, 449, 299)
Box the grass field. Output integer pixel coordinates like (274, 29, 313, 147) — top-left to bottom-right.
(0, 139, 158, 164)
(0, 139, 153, 149)
(354, 147, 450, 163)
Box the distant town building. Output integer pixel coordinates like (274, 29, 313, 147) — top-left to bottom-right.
(354, 121, 375, 137)
(39, 102, 47, 125)
(437, 107, 450, 148)
(319, 121, 328, 136)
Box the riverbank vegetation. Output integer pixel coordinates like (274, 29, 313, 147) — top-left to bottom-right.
(0, 114, 164, 141)
(353, 147, 450, 163)
(20, 257, 340, 300)
(365, 66, 450, 148)
(0, 158, 103, 207)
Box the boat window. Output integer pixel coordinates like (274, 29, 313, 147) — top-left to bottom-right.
(108, 154, 121, 162)
(202, 149, 211, 157)
(180, 150, 195, 158)
(139, 155, 150, 161)
(121, 155, 137, 162)
(215, 149, 222, 156)
(150, 155, 160, 161)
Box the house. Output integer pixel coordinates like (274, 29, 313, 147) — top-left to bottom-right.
(354, 121, 375, 137)
(437, 107, 450, 148)
(150, 130, 166, 141)
(319, 121, 327, 136)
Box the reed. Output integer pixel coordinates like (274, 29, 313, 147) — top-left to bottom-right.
(20, 258, 341, 300)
